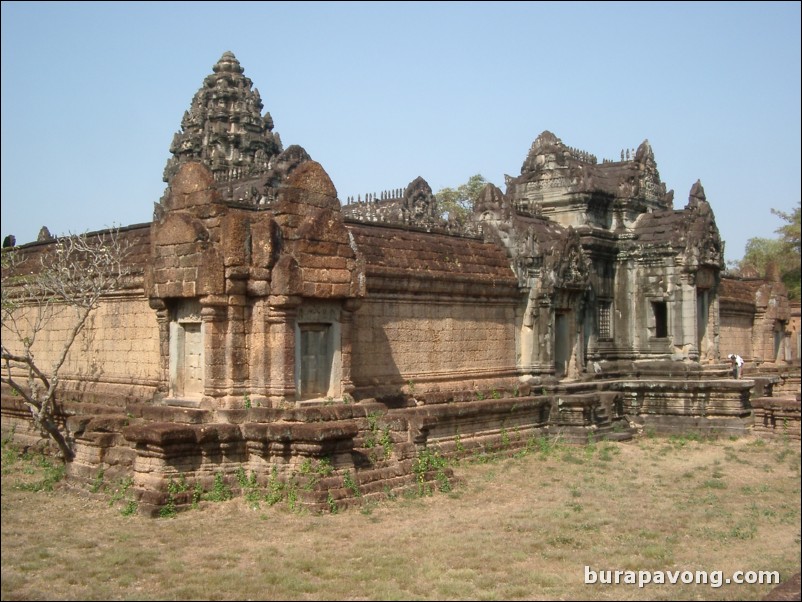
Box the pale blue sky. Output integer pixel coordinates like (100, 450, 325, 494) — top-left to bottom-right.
(2, 1, 800, 262)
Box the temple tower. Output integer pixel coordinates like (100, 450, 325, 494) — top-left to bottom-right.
(162, 51, 283, 203)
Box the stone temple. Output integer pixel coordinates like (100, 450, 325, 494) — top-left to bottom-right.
(1, 52, 798, 514)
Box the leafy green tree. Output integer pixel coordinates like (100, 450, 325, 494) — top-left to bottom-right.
(772, 204, 801, 256)
(736, 201, 801, 300)
(435, 174, 487, 223)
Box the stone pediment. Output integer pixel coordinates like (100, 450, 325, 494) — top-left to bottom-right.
(554, 230, 591, 291)
(274, 161, 365, 300)
(681, 180, 724, 270)
(150, 160, 365, 302)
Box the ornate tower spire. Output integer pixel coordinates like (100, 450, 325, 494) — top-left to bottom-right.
(162, 51, 283, 186)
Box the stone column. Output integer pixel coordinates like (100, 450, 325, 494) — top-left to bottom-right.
(267, 295, 301, 404)
(514, 301, 532, 376)
(527, 297, 554, 374)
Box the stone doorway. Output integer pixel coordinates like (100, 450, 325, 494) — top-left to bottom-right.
(169, 301, 204, 399)
(774, 321, 786, 362)
(298, 323, 333, 399)
(555, 312, 571, 378)
(697, 289, 710, 357)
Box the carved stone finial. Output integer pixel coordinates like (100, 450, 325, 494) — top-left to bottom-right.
(635, 139, 654, 164)
(689, 180, 707, 204)
(473, 183, 506, 214)
(37, 226, 53, 242)
(284, 160, 338, 208)
(521, 131, 568, 173)
(213, 51, 245, 75)
(263, 145, 312, 189)
(402, 177, 437, 224)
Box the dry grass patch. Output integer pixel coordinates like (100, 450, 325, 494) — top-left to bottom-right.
(2, 434, 800, 600)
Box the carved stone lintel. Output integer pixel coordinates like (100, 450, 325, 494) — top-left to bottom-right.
(268, 294, 302, 311)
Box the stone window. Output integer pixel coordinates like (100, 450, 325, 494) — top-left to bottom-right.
(598, 301, 612, 340)
(652, 301, 668, 339)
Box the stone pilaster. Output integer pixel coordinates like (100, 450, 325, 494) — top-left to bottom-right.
(149, 299, 171, 397)
(226, 296, 248, 400)
(266, 295, 301, 404)
(201, 302, 227, 400)
(678, 274, 700, 361)
(340, 299, 361, 397)
(248, 297, 270, 405)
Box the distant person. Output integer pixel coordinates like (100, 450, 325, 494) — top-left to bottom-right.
(727, 353, 744, 379)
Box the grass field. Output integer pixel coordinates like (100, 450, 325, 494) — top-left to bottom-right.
(2, 432, 800, 601)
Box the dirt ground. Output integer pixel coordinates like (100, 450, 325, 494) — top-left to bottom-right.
(2, 434, 800, 601)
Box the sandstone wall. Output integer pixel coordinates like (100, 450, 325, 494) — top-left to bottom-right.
(2, 296, 160, 403)
(351, 297, 517, 394)
(720, 312, 755, 360)
(720, 276, 790, 364)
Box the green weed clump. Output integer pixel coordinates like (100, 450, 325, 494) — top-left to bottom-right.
(413, 447, 451, 495)
(205, 472, 233, 503)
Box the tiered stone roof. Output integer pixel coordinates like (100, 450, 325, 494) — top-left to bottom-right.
(162, 51, 284, 204)
(346, 223, 518, 297)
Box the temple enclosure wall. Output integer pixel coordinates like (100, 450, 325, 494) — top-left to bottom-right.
(351, 297, 518, 395)
(2, 52, 798, 515)
(1, 296, 160, 404)
(719, 276, 791, 366)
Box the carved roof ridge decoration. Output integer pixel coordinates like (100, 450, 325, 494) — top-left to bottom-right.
(510, 131, 674, 215)
(520, 130, 598, 175)
(403, 176, 438, 224)
(162, 51, 284, 203)
(629, 179, 723, 269)
(474, 182, 509, 216)
(283, 160, 339, 207)
(687, 179, 707, 206)
(681, 179, 724, 270)
(342, 175, 484, 238)
(472, 182, 592, 291)
(634, 139, 655, 165)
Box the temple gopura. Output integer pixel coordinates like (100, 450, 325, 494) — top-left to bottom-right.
(2, 52, 798, 514)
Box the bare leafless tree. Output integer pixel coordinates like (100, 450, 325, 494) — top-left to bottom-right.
(1, 229, 132, 460)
